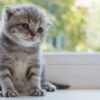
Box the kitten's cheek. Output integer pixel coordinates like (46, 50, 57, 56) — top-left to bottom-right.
(10, 28, 16, 33)
(11, 33, 16, 37)
(38, 33, 44, 38)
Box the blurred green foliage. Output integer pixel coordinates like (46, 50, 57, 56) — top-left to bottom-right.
(0, 0, 93, 52)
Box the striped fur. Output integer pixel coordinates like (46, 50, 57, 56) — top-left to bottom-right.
(0, 5, 56, 97)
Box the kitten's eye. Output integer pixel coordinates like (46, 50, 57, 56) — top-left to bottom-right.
(20, 23, 29, 29)
(37, 27, 44, 33)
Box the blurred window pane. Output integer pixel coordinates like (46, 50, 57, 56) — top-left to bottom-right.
(0, 0, 100, 52)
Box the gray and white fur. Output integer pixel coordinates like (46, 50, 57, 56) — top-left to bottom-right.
(0, 5, 57, 97)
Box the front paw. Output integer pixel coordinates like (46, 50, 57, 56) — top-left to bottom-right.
(3, 90, 19, 97)
(42, 82, 56, 92)
(0, 91, 3, 97)
(28, 88, 46, 96)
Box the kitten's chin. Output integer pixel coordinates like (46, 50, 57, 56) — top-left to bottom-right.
(16, 39, 40, 47)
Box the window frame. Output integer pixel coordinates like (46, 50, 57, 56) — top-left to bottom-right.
(44, 52, 100, 89)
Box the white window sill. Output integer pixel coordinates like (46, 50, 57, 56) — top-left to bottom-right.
(44, 52, 100, 89)
(1, 90, 99, 100)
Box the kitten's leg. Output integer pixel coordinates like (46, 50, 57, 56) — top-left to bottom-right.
(0, 66, 18, 97)
(26, 65, 46, 96)
(41, 64, 56, 92)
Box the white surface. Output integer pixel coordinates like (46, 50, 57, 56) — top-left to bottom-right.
(0, 90, 100, 100)
(46, 65, 100, 89)
(44, 53, 100, 89)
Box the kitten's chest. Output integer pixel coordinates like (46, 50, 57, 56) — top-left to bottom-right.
(11, 52, 30, 91)
(12, 51, 38, 78)
(13, 52, 29, 79)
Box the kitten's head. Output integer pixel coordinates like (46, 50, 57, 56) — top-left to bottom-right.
(2, 5, 52, 47)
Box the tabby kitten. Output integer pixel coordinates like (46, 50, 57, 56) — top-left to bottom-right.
(0, 5, 56, 97)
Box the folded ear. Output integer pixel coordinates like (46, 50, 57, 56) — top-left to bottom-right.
(47, 19, 55, 29)
(5, 7, 15, 20)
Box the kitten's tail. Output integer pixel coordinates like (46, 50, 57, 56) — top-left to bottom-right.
(52, 83, 70, 89)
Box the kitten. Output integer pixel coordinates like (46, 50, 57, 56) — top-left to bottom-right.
(0, 5, 69, 97)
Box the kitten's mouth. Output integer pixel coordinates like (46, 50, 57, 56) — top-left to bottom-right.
(24, 30, 35, 41)
(26, 36, 34, 41)
(25, 34, 33, 41)
(25, 37, 33, 41)
(24, 31, 35, 41)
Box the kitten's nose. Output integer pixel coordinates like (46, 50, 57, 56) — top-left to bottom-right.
(29, 32, 36, 37)
(28, 29, 35, 37)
